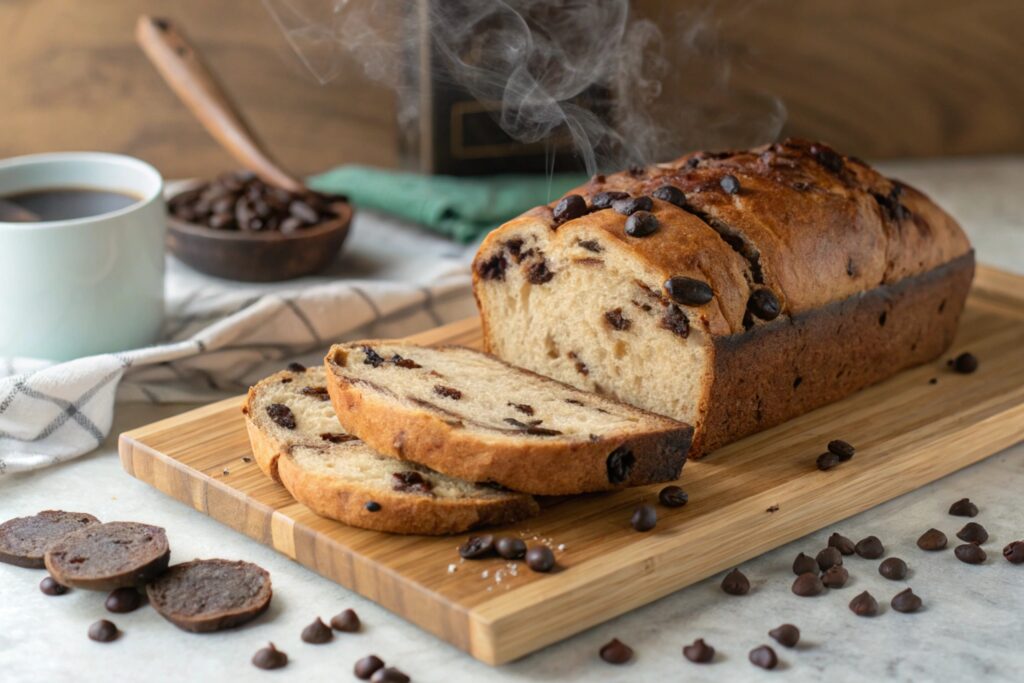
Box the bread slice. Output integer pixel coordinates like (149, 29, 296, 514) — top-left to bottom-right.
(0, 510, 100, 569)
(147, 559, 272, 633)
(44, 521, 170, 590)
(244, 366, 539, 535)
(323, 342, 692, 495)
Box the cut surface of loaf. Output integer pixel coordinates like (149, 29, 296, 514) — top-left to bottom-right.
(147, 559, 272, 633)
(473, 138, 974, 455)
(44, 521, 170, 590)
(244, 366, 539, 534)
(323, 342, 692, 495)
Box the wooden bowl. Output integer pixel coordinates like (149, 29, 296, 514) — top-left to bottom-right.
(166, 201, 353, 282)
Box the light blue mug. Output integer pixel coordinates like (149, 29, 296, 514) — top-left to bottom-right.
(0, 152, 166, 361)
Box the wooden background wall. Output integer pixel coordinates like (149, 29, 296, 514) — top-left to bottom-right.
(1, 0, 1022, 178)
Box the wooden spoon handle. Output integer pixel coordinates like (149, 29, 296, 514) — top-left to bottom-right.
(135, 15, 304, 193)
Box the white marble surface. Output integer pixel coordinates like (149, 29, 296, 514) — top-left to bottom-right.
(2, 158, 1023, 682)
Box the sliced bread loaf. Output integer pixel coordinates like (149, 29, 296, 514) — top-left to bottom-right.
(244, 366, 539, 535)
(147, 559, 272, 633)
(0, 510, 100, 569)
(44, 521, 170, 590)
(323, 342, 692, 495)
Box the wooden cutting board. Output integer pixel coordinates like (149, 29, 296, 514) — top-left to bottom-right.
(119, 265, 1024, 665)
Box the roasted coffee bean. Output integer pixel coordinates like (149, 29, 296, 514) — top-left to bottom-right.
(682, 638, 715, 663)
(301, 617, 333, 644)
(392, 471, 433, 494)
(625, 210, 659, 237)
(748, 645, 777, 669)
(955, 543, 987, 564)
(591, 191, 630, 209)
(252, 643, 288, 670)
(816, 547, 843, 571)
(747, 288, 781, 321)
(658, 485, 688, 508)
(720, 174, 741, 194)
(39, 576, 67, 596)
(664, 276, 714, 306)
(612, 195, 653, 216)
(525, 545, 555, 573)
(828, 532, 856, 555)
(88, 619, 119, 643)
(364, 501, 381, 512)
(354, 655, 385, 680)
(371, 667, 410, 683)
(915, 528, 947, 552)
(495, 536, 527, 560)
(949, 498, 979, 517)
(828, 439, 856, 461)
(879, 557, 908, 580)
(266, 403, 296, 429)
(606, 447, 636, 484)
(793, 552, 818, 575)
(330, 608, 361, 632)
(631, 504, 657, 532)
(952, 352, 978, 374)
(816, 452, 841, 471)
(553, 194, 587, 224)
(891, 588, 922, 613)
(105, 587, 142, 613)
(769, 624, 800, 648)
(599, 638, 633, 664)
(855, 535, 885, 559)
(956, 522, 989, 545)
(289, 200, 318, 224)
(720, 568, 750, 595)
(849, 591, 879, 617)
(820, 565, 849, 588)
(459, 535, 495, 559)
(792, 572, 825, 596)
(652, 184, 686, 207)
(1002, 541, 1024, 564)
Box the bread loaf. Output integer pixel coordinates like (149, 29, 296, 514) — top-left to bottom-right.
(473, 138, 974, 455)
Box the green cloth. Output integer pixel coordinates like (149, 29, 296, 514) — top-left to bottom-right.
(308, 165, 588, 243)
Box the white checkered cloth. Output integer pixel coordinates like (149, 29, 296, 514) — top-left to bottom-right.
(0, 210, 479, 475)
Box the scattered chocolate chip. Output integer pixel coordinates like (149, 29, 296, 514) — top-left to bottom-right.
(660, 305, 690, 338)
(748, 645, 777, 670)
(527, 259, 555, 284)
(956, 522, 988, 545)
(816, 452, 840, 471)
(792, 552, 818, 575)
(433, 385, 462, 400)
(364, 501, 381, 512)
(362, 346, 386, 367)
(40, 576, 67, 596)
(495, 537, 527, 560)
(604, 308, 632, 331)
(664, 276, 714, 306)
(948, 498, 979, 517)
(1003, 541, 1024, 564)
(891, 588, 922, 613)
(955, 543, 987, 564)
(683, 638, 715, 663)
(266, 403, 296, 429)
(658, 485, 688, 508)
(952, 352, 978, 374)
(879, 557, 908, 580)
(105, 587, 142, 613)
(591, 191, 630, 209)
(917, 528, 947, 551)
(88, 619, 119, 642)
(286, 362, 306, 372)
(599, 638, 633, 664)
(766, 504, 780, 513)
(392, 471, 433, 494)
(631, 504, 657, 532)
(301, 617, 333, 644)
(606, 447, 636, 484)
(354, 655, 385, 680)
(459, 535, 495, 560)
(720, 174, 741, 194)
(827, 439, 856, 461)
(769, 624, 800, 648)
(828, 532, 856, 555)
(553, 194, 588, 224)
(816, 547, 843, 571)
(612, 195, 653, 216)
(855, 536, 885, 559)
(330, 608, 361, 632)
(624, 210, 659, 237)
(820, 565, 849, 588)
(747, 288, 781, 321)
(849, 591, 879, 617)
(525, 545, 555, 573)
(792, 572, 825, 596)
(652, 184, 686, 207)
(371, 667, 410, 683)
(252, 643, 288, 670)
(720, 568, 750, 595)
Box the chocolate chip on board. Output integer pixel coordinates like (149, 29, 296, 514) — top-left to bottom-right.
(88, 619, 119, 643)
(792, 552, 818, 575)
(720, 568, 750, 595)
(792, 572, 825, 597)
(495, 536, 527, 560)
(658, 485, 689, 508)
(948, 498, 979, 517)
(956, 522, 989, 545)
(683, 638, 715, 663)
(748, 645, 778, 669)
(301, 617, 333, 644)
(855, 535, 885, 559)
(331, 608, 361, 632)
(952, 352, 978, 374)
(820, 565, 849, 588)
(652, 184, 686, 207)
(879, 557, 908, 581)
(631, 504, 657, 532)
(525, 545, 555, 573)
(599, 638, 634, 664)
(916, 528, 948, 551)
(954, 543, 987, 564)
(828, 532, 856, 555)
(768, 624, 800, 648)
(1004, 541, 1024, 564)
(458, 535, 495, 560)
(891, 588, 923, 613)
(252, 643, 288, 670)
(354, 655, 385, 680)
(849, 591, 879, 617)
(816, 452, 841, 471)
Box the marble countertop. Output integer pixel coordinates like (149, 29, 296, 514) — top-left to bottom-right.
(2, 157, 1023, 682)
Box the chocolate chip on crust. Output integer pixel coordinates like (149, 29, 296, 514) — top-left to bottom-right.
(553, 194, 587, 224)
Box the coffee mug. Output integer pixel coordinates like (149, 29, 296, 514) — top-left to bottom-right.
(0, 152, 166, 361)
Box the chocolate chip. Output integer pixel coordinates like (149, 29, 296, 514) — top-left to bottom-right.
(820, 565, 849, 588)
(658, 485, 688, 508)
(827, 439, 856, 460)
(266, 403, 296, 429)
(392, 471, 433, 494)
(816, 547, 843, 571)
(599, 638, 633, 664)
(321, 432, 357, 444)
(370, 667, 410, 683)
(659, 305, 690, 338)
(631, 504, 657, 532)
(891, 588, 923, 613)
(956, 522, 988, 545)
(508, 402, 534, 416)
(624, 210, 659, 237)
(683, 638, 715, 663)
(1003, 541, 1024, 564)
(792, 552, 818, 575)
(792, 572, 824, 596)
(390, 354, 422, 369)
(810, 143, 844, 173)
(362, 346, 386, 367)
(612, 195, 653, 216)
(433, 385, 462, 400)
(747, 288, 781, 321)
(525, 545, 555, 573)
(652, 184, 686, 207)
(748, 645, 777, 669)
(606, 447, 636, 484)
(664, 276, 714, 306)
(40, 576, 67, 596)
(88, 619, 119, 642)
(301, 617, 333, 644)
(105, 587, 142, 613)
(720, 174, 741, 194)
(720, 568, 750, 595)
(849, 591, 879, 617)
(477, 253, 508, 281)
(330, 608, 361, 632)
(855, 535, 885, 559)
(917, 528, 947, 551)
(286, 362, 306, 372)
(879, 557, 908, 580)
(495, 537, 527, 560)
(577, 239, 603, 253)
(354, 655, 385, 680)
(769, 624, 800, 648)
(955, 543, 987, 564)
(299, 385, 330, 401)
(591, 191, 629, 209)
(952, 352, 978, 374)
(828, 532, 856, 555)
(948, 497, 979, 517)
(816, 452, 840, 471)
(604, 308, 632, 331)
(527, 260, 555, 284)
(364, 501, 381, 512)
(553, 194, 588, 224)
(459, 535, 495, 559)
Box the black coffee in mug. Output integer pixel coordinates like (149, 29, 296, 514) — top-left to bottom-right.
(0, 187, 140, 222)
